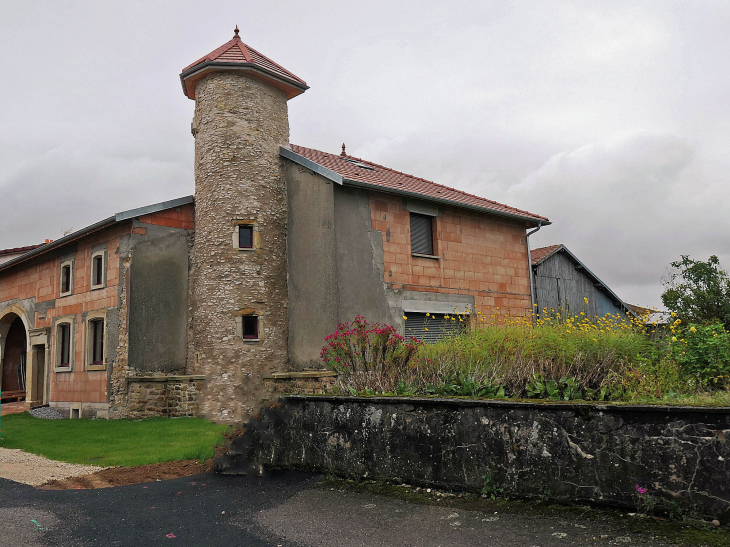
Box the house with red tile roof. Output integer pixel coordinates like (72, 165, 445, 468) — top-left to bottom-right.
(0, 29, 549, 422)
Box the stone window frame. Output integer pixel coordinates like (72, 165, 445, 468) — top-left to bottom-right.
(232, 220, 260, 252)
(235, 312, 263, 344)
(53, 315, 76, 372)
(84, 310, 108, 371)
(90, 250, 107, 290)
(59, 259, 74, 297)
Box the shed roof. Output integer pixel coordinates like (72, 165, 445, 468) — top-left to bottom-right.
(530, 243, 563, 265)
(282, 145, 550, 225)
(0, 196, 194, 273)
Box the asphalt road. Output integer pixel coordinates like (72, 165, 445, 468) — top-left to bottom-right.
(0, 471, 725, 547)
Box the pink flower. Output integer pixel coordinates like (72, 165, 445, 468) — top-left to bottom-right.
(635, 484, 647, 495)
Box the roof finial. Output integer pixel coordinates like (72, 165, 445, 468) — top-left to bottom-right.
(341, 143, 346, 156)
(234, 25, 240, 38)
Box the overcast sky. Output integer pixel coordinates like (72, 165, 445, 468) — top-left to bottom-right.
(1, 1, 728, 310)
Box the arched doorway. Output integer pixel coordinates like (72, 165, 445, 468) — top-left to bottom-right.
(0, 313, 28, 402)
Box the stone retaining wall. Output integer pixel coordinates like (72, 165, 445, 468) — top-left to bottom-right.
(127, 375, 206, 419)
(217, 396, 730, 522)
(262, 371, 337, 396)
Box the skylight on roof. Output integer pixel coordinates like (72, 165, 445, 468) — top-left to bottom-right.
(343, 158, 375, 171)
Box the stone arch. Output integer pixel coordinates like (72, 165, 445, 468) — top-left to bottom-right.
(0, 304, 31, 394)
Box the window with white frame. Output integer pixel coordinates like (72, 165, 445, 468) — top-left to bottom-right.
(85, 313, 106, 370)
(54, 318, 74, 370)
(90, 250, 106, 290)
(59, 260, 74, 297)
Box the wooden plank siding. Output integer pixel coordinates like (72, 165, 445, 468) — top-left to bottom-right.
(534, 251, 624, 318)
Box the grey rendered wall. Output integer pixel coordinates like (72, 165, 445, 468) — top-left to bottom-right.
(127, 232, 189, 373)
(333, 185, 390, 326)
(286, 163, 338, 369)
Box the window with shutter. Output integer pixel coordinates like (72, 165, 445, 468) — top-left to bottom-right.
(404, 312, 465, 343)
(410, 213, 434, 255)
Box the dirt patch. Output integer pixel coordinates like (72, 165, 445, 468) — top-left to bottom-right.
(39, 459, 210, 490)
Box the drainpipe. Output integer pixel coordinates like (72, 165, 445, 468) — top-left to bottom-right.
(526, 222, 542, 323)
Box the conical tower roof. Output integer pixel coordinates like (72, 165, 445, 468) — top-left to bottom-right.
(180, 27, 308, 100)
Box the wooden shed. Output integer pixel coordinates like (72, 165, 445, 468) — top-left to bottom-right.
(530, 244, 634, 319)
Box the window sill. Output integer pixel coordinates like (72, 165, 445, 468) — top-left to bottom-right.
(59, 291, 73, 298)
(54, 366, 73, 373)
(412, 253, 440, 260)
(90, 284, 105, 291)
(243, 338, 261, 343)
(237, 248, 256, 252)
(85, 364, 106, 371)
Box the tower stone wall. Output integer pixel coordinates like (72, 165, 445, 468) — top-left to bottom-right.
(190, 72, 290, 423)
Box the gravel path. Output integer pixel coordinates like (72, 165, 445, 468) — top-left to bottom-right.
(0, 448, 105, 486)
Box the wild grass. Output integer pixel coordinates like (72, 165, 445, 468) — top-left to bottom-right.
(409, 321, 650, 398)
(326, 310, 730, 405)
(0, 414, 228, 467)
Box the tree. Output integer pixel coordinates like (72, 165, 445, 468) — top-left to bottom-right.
(661, 255, 730, 329)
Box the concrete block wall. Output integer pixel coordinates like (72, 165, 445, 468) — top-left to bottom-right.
(0, 203, 196, 419)
(369, 192, 532, 319)
(0, 223, 130, 413)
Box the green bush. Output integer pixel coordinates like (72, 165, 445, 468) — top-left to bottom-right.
(668, 321, 730, 387)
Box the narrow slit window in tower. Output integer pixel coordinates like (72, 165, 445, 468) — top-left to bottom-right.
(239, 226, 253, 249)
(242, 316, 258, 339)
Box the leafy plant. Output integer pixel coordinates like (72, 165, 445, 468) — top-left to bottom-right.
(668, 322, 730, 387)
(481, 472, 503, 499)
(321, 316, 422, 394)
(662, 255, 730, 330)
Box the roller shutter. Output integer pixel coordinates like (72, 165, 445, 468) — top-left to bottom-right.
(410, 213, 434, 255)
(404, 312, 465, 343)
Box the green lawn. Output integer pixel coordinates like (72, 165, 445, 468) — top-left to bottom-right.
(0, 413, 229, 467)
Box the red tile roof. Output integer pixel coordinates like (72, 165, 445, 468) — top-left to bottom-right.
(290, 145, 549, 224)
(0, 244, 44, 257)
(530, 244, 563, 264)
(181, 28, 307, 100)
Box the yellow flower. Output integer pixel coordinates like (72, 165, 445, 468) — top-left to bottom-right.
(584, 297, 588, 304)
(424, 328, 429, 331)
(426, 312, 430, 317)
(402, 315, 408, 320)
(672, 336, 677, 341)
(671, 312, 676, 317)
(689, 326, 697, 333)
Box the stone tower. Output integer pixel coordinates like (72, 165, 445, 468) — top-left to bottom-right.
(180, 28, 308, 423)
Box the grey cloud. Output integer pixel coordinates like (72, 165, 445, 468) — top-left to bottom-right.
(1, 1, 729, 311)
